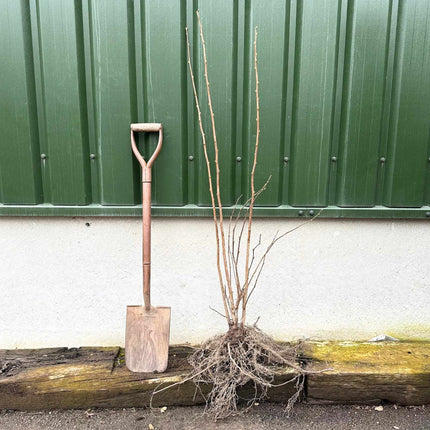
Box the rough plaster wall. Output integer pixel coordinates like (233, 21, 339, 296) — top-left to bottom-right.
(0, 217, 429, 348)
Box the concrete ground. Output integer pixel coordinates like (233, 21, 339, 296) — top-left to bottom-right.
(0, 404, 429, 430)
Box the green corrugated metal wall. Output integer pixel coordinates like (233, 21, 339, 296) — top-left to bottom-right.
(1, 0, 429, 218)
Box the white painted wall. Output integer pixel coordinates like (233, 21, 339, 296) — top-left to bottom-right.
(0, 217, 429, 348)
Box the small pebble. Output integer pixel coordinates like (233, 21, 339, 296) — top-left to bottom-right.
(375, 406, 384, 412)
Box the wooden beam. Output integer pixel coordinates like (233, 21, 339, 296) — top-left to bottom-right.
(305, 341, 430, 405)
(0, 342, 429, 410)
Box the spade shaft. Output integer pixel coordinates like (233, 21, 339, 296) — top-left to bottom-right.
(142, 180, 151, 310)
(130, 123, 163, 309)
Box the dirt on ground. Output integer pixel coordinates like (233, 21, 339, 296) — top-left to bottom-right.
(0, 403, 429, 430)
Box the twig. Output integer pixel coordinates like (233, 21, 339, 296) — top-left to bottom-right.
(249, 233, 262, 273)
(245, 252, 267, 306)
(186, 27, 232, 324)
(229, 249, 242, 300)
(228, 194, 243, 297)
(232, 176, 271, 279)
(241, 27, 260, 326)
(245, 209, 323, 305)
(209, 306, 228, 320)
(196, 11, 235, 325)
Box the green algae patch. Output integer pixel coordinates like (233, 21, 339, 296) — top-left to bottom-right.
(305, 342, 430, 405)
(305, 341, 430, 374)
(387, 323, 430, 342)
(115, 348, 125, 367)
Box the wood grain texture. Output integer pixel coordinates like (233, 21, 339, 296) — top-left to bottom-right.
(0, 345, 297, 410)
(130, 123, 162, 132)
(0, 342, 428, 411)
(125, 306, 171, 373)
(305, 341, 430, 405)
(0, 347, 120, 410)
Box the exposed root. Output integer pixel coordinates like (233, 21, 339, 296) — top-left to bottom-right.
(188, 325, 306, 421)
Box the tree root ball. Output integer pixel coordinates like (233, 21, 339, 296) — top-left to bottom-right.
(188, 326, 306, 421)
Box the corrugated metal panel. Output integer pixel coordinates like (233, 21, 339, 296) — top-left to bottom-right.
(1, 0, 429, 217)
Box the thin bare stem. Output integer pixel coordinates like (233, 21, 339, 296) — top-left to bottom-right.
(230, 177, 271, 311)
(229, 249, 241, 298)
(196, 11, 236, 325)
(228, 194, 243, 297)
(245, 209, 323, 305)
(249, 234, 262, 273)
(209, 306, 228, 320)
(186, 27, 232, 324)
(241, 27, 260, 326)
(245, 253, 268, 307)
(233, 176, 271, 273)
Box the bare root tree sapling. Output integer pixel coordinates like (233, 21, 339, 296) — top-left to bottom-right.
(186, 13, 316, 333)
(155, 12, 322, 420)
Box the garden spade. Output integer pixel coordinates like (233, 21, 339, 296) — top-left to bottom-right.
(125, 123, 171, 373)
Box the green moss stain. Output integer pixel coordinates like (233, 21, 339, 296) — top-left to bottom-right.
(307, 341, 430, 374)
(115, 348, 125, 366)
(387, 323, 430, 342)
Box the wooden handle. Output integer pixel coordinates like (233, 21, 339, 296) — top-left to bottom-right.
(130, 123, 162, 132)
(130, 123, 164, 309)
(142, 181, 152, 310)
(130, 124, 163, 173)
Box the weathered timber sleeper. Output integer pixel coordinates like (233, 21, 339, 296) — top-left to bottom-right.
(0, 342, 428, 410)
